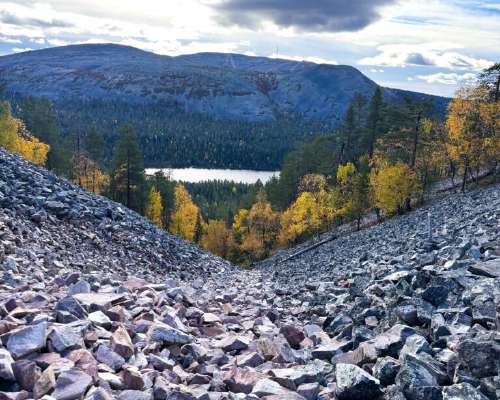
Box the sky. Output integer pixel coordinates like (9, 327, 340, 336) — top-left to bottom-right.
(0, 0, 499, 97)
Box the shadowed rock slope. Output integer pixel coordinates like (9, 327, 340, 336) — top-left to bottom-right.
(0, 149, 499, 400)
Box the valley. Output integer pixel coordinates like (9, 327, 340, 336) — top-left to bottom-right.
(0, 147, 498, 400)
(0, 44, 448, 170)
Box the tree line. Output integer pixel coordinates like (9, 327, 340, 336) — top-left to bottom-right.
(1, 64, 498, 266)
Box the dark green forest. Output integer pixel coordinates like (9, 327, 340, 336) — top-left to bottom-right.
(8, 95, 330, 170)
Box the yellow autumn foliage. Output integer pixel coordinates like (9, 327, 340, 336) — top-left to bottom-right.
(279, 191, 323, 244)
(72, 154, 109, 194)
(145, 187, 164, 228)
(447, 87, 500, 173)
(170, 183, 203, 241)
(0, 102, 49, 166)
(201, 219, 235, 258)
(369, 161, 419, 215)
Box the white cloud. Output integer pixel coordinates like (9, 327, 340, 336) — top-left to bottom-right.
(31, 38, 46, 44)
(269, 53, 337, 65)
(358, 43, 494, 71)
(0, 35, 22, 44)
(47, 38, 69, 46)
(416, 72, 478, 85)
(11, 47, 33, 53)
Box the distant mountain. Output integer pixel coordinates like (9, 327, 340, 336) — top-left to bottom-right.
(0, 44, 449, 169)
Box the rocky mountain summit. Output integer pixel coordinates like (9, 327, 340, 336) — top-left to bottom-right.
(0, 148, 499, 400)
(0, 44, 446, 123)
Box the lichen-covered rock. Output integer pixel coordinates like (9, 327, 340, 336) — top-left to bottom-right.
(335, 363, 382, 400)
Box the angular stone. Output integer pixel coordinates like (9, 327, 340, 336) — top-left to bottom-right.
(72, 293, 125, 311)
(335, 363, 382, 400)
(52, 369, 92, 400)
(442, 383, 488, 400)
(12, 360, 41, 391)
(201, 313, 221, 324)
(33, 366, 56, 399)
(7, 322, 47, 359)
(95, 344, 125, 371)
(84, 388, 114, 400)
(371, 324, 415, 358)
(280, 325, 305, 348)
(396, 353, 442, 400)
(270, 366, 321, 391)
(88, 311, 112, 329)
(48, 325, 83, 353)
(457, 340, 498, 378)
(0, 349, 14, 381)
(147, 323, 192, 346)
(56, 297, 87, 320)
(223, 367, 263, 394)
(111, 326, 134, 359)
(421, 286, 449, 306)
(67, 349, 98, 380)
(118, 390, 152, 400)
(68, 280, 91, 295)
(217, 336, 250, 352)
(297, 382, 320, 400)
(373, 357, 400, 386)
(468, 259, 500, 278)
(311, 340, 350, 360)
(122, 366, 145, 390)
(252, 378, 289, 397)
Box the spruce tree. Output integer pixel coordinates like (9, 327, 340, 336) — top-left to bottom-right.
(193, 211, 203, 244)
(365, 86, 383, 158)
(84, 126, 106, 165)
(110, 124, 145, 212)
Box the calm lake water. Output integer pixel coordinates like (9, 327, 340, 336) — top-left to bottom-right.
(145, 168, 280, 184)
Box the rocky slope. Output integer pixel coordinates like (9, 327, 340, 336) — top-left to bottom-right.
(0, 149, 499, 400)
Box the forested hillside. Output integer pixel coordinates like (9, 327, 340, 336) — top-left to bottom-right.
(0, 44, 448, 170)
(0, 52, 498, 266)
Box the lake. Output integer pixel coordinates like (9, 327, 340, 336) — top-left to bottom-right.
(145, 168, 280, 184)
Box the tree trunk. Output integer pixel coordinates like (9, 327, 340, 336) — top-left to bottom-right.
(410, 111, 422, 169)
(461, 159, 468, 192)
(126, 152, 131, 208)
(450, 160, 456, 188)
(495, 74, 500, 102)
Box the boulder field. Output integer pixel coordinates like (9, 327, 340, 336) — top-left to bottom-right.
(0, 148, 499, 399)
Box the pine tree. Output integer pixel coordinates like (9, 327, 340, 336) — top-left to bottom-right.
(479, 63, 500, 102)
(19, 97, 70, 174)
(109, 124, 145, 211)
(366, 86, 383, 158)
(84, 126, 106, 165)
